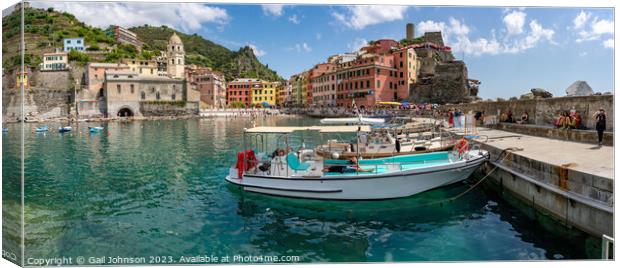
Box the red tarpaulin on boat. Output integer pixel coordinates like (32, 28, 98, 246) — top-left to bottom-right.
(235, 149, 256, 178)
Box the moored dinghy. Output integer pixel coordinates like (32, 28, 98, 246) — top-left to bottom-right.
(35, 125, 49, 132)
(225, 125, 489, 200)
(58, 126, 72, 133)
(88, 126, 104, 132)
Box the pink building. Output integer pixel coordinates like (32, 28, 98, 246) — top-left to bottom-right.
(186, 65, 226, 107)
(334, 54, 400, 108)
(311, 71, 337, 107)
(307, 63, 336, 106)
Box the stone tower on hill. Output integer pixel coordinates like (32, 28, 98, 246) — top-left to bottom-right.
(407, 31, 479, 104)
(167, 33, 185, 79)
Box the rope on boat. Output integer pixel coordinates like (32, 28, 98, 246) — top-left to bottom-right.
(389, 147, 524, 210)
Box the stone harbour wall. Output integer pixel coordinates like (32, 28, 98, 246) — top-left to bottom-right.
(475, 143, 613, 237)
(2, 68, 74, 120)
(446, 95, 614, 130)
(139, 101, 199, 117)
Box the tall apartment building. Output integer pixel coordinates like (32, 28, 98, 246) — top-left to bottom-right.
(106, 25, 144, 48)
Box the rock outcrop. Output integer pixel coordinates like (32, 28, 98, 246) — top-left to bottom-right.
(531, 88, 553, 98)
(409, 61, 474, 104)
(408, 32, 476, 104)
(566, 80, 593, 96)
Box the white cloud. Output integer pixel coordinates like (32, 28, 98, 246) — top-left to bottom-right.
(262, 4, 284, 17)
(247, 44, 266, 57)
(417, 20, 447, 39)
(503, 10, 526, 35)
(603, 38, 614, 49)
(289, 43, 312, 53)
(573, 11, 614, 46)
(288, 15, 300, 24)
(316, 33, 322, 40)
(573, 11, 591, 29)
(416, 16, 555, 56)
(449, 17, 470, 36)
(332, 5, 408, 30)
(32, 2, 229, 32)
(348, 38, 368, 51)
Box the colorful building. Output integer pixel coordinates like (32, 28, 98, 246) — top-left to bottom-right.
(121, 58, 158, 76)
(289, 26, 422, 108)
(251, 81, 278, 107)
(226, 78, 262, 107)
(276, 82, 290, 107)
(289, 72, 307, 107)
(186, 65, 227, 108)
(63, 38, 85, 52)
(41, 52, 68, 71)
(307, 63, 336, 106)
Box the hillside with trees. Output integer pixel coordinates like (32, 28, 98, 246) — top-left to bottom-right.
(2, 6, 283, 81)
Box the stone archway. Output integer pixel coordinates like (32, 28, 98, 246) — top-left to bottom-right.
(117, 107, 134, 117)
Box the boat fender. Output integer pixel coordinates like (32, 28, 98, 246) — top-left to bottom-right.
(454, 138, 469, 157)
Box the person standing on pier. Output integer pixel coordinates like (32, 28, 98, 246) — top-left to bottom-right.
(593, 108, 606, 146)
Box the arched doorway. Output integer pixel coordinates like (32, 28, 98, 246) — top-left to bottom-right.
(117, 107, 134, 117)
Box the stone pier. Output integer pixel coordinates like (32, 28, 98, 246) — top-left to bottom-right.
(454, 127, 613, 237)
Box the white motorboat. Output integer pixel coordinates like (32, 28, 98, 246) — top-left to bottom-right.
(225, 125, 489, 200)
(320, 117, 385, 125)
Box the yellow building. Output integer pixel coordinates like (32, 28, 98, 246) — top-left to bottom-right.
(121, 58, 158, 77)
(251, 81, 278, 107)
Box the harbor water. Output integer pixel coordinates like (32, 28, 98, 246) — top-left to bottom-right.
(2, 117, 602, 263)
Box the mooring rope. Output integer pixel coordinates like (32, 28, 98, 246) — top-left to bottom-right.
(371, 147, 524, 211)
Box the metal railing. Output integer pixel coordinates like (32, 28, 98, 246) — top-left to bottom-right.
(602, 234, 614, 260)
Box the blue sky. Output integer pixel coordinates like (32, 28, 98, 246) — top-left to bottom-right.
(31, 2, 614, 99)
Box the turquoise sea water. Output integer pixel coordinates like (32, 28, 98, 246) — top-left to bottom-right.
(2, 117, 601, 264)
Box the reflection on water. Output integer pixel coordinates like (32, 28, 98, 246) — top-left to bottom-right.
(2, 117, 599, 263)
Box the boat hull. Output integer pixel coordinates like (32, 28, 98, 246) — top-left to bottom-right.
(316, 144, 455, 159)
(225, 152, 487, 200)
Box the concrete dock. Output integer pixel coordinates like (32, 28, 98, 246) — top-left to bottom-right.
(451, 127, 613, 237)
(471, 128, 613, 179)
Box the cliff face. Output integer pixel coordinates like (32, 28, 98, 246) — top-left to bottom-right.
(410, 61, 472, 104)
(408, 32, 477, 104)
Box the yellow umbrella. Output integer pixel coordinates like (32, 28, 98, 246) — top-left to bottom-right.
(377, 102, 402, 106)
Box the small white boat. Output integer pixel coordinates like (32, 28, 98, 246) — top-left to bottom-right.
(88, 126, 104, 132)
(320, 117, 385, 125)
(224, 126, 489, 200)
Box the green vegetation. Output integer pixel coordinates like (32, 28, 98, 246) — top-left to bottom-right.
(3, 7, 283, 82)
(68, 49, 90, 65)
(142, 100, 187, 107)
(229, 101, 246, 108)
(130, 25, 283, 82)
(399, 37, 425, 46)
(104, 44, 140, 62)
(2, 6, 114, 69)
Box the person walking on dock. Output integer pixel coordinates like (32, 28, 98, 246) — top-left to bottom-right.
(593, 108, 606, 146)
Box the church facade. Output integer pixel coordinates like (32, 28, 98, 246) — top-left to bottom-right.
(80, 32, 200, 118)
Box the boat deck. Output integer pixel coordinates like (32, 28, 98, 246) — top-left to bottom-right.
(323, 152, 453, 176)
